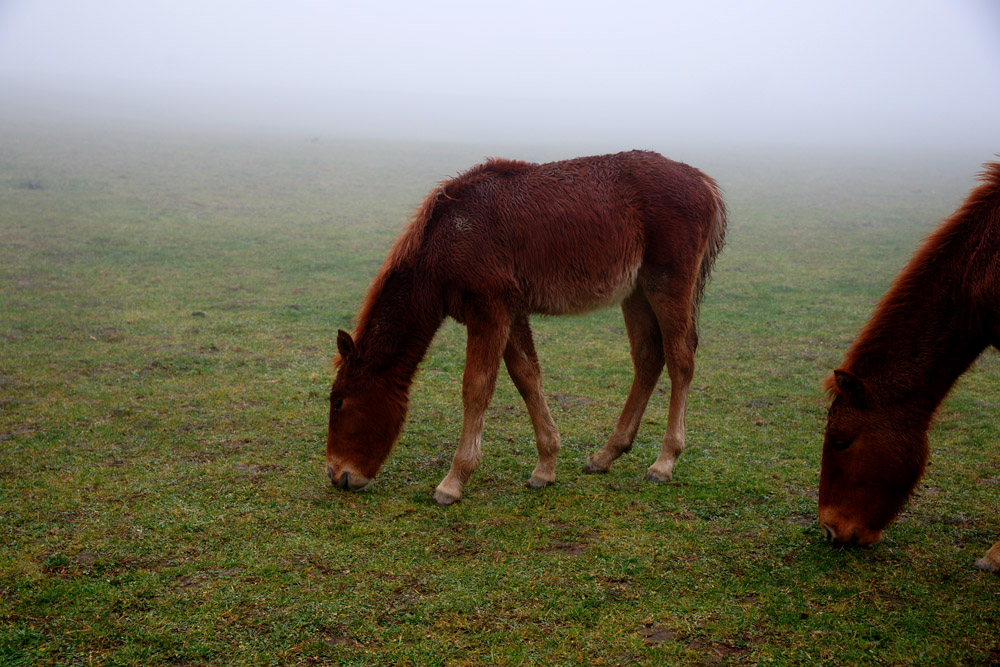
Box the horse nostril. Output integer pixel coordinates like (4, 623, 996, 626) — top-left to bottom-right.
(821, 523, 836, 543)
(337, 471, 352, 490)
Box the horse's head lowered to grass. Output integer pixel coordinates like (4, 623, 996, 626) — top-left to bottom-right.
(323, 151, 727, 504)
(325, 329, 408, 492)
(819, 370, 930, 545)
(818, 160, 1000, 572)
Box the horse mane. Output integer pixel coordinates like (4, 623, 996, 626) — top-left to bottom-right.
(336, 193, 436, 369)
(831, 159, 1000, 396)
(336, 158, 538, 368)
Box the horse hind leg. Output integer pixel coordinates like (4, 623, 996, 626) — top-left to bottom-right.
(975, 541, 1000, 573)
(644, 296, 698, 483)
(584, 290, 664, 474)
(433, 306, 511, 506)
(503, 315, 560, 489)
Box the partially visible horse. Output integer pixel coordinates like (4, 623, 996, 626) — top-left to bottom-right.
(327, 150, 727, 505)
(820, 161, 1000, 572)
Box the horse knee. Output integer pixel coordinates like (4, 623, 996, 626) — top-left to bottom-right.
(666, 357, 694, 386)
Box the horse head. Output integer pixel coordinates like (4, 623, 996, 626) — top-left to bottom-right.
(326, 330, 407, 492)
(818, 370, 929, 545)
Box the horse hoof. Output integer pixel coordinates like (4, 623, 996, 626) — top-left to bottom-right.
(644, 471, 672, 483)
(526, 476, 553, 490)
(582, 462, 608, 475)
(432, 489, 459, 506)
(975, 556, 1000, 573)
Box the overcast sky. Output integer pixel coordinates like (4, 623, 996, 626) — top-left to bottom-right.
(1, 0, 998, 149)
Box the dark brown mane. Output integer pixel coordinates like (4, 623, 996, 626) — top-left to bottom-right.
(340, 157, 542, 364)
(339, 185, 446, 371)
(346, 196, 432, 348)
(835, 159, 1000, 400)
(820, 160, 1000, 567)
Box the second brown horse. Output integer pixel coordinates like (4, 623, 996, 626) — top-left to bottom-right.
(821, 161, 1000, 571)
(327, 150, 727, 504)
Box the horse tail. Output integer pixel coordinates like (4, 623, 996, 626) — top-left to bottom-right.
(692, 175, 727, 318)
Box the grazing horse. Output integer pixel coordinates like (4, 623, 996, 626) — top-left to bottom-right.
(820, 161, 1000, 572)
(327, 150, 727, 505)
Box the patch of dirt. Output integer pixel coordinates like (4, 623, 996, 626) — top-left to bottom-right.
(73, 551, 98, 567)
(176, 422, 209, 435)
(414, 454, 449, 470)
(0, 424, 38, 442)
(916, 514, 979, 528)
(539, 524, 598, 556)
(183, 450, 217, 463)
(638, 626, 679, 645)
(431, 524, 481, 558)
(549, 391, 596, 410)
(175, 567, 241, 591)
(233, 463, 280, 480)
(638, 624, 752, 662)
(221, 437, 254, 453)
(869, 590, 911, 611)
(92, 327, 124, 342)
(539, 541, 589, 556)
(374, 576, 432, 625)
(743, 398, 772, 411)
(291, 554, 348, 576)
(687, 639, 751, 664)
(175, 576, 204, 591)
(320, 629, 359, 648)
(217, 301, 251, 311)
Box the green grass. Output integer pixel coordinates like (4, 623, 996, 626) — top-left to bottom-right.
(1, 123, 997, 666)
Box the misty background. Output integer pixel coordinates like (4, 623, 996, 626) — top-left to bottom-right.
(1, 0, 998, 151)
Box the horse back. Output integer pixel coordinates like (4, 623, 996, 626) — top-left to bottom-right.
(420, 151, 721, 316)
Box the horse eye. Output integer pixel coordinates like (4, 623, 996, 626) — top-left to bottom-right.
(331, 398, 343, 411)
(828, 434, 854, 451)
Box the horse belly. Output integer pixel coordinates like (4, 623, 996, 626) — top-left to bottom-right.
(522, 245, 643, 315)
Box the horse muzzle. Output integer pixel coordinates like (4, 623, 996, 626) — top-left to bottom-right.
(326, 465, 372, 492)
(819, 508, 883, 546)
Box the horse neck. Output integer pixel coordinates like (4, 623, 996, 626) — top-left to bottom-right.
(847, 256, 990, 416)
(354, 265, 444, 395)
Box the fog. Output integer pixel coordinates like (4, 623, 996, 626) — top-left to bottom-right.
(1, 0, 999, 151)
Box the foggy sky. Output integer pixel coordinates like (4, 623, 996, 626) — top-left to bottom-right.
(1, 0, 998, 149)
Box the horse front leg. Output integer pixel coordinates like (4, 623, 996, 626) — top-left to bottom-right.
(433, 307, 510, 506)
(503, 315, 560, 489)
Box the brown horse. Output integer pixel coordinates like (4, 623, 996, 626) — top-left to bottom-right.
(820, 161, 1000, 572)
(327, 150, 726, 505)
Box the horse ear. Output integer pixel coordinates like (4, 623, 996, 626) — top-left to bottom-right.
(337, 329, 356, 360)
(833, 369, 867, 405)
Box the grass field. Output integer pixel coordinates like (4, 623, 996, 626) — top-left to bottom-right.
(1, 122, 998, 666)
